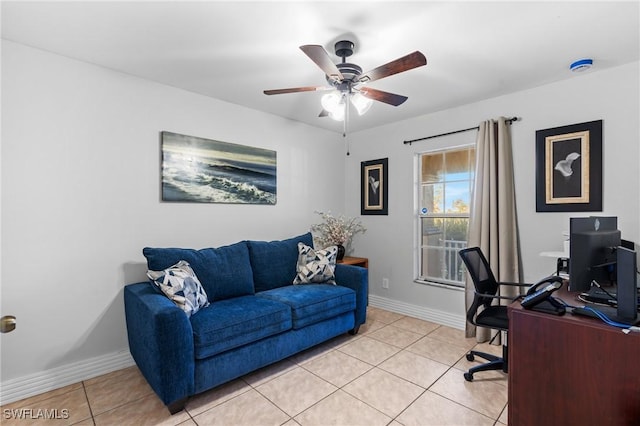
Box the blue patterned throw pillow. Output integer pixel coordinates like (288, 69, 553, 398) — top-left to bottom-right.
(147, 260, 209, 317)
(293, 243, 337, 285)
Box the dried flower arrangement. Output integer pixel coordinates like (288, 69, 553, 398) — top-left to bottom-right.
(311, 211, 366, 248)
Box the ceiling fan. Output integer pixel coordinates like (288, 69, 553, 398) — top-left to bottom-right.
(264, 40, 427, 122)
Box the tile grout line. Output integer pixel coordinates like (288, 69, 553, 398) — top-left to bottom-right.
(245, 334, 404, 424)
(361, 317, 508, 424)
(422, 364, 501, 423)
(292, 331, 433, 425)
(292, 364, 396, 424)
(80, 381, 96, 425)
(245, 374, 297, 425)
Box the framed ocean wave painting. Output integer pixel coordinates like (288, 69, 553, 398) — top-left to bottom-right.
(161, 131, 277, 204)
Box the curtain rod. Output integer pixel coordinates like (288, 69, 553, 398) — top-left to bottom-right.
(403, 116, 520, 145)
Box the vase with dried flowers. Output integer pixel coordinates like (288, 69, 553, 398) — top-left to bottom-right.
(311, 211, 366, 260)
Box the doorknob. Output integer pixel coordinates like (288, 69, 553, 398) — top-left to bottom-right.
(1, 315, 16, 333)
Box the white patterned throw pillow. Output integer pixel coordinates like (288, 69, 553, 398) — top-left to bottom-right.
(293, 243, 337, 285)
(147, 260, 209, 317)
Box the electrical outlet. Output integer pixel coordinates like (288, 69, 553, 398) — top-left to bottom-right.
(382, 278, 389, 289)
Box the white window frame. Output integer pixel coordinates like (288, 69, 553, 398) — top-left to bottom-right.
(414, 143, 475, 289)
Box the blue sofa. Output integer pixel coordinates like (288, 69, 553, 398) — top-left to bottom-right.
(124, 232, 368, 414)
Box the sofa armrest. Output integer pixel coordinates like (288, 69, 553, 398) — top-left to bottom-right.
(124, 282, 195, 406)
(334, 264, 368, 329)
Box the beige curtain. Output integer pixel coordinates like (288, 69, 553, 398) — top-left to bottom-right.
(466, 117, 522, 340)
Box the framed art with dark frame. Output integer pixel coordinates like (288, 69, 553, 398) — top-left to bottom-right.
(361, 158, 388, 215)
(535, 120, 602, 212)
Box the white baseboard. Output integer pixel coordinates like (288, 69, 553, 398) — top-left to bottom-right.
(369, 294, 466, 330)
(0, 350, 135, 406)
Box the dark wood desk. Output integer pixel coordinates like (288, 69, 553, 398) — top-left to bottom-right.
(337, 256, 368, 268)
(508, 289, 640, 426)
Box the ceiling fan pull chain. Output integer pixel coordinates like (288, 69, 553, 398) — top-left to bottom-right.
(343, 93, 349, 138)
(344, 101, 350, 156)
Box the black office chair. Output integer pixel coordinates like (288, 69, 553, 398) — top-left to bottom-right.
(458, 247, 529, 382)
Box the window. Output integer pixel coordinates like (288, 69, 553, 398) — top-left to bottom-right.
(417, 146, 475, 287)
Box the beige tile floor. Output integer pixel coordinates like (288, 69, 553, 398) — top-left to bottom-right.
(1, 307, 508, 426)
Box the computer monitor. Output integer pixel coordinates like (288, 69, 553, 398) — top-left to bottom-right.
(569, 217, 621, 292)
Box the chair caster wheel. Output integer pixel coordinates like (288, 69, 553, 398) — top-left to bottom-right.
(466, 353, 474, 361)
(464, 372, 474, 382)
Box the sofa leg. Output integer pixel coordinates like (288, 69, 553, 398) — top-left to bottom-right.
(349, 325, 360, 335)
(167, 398, 187, 414)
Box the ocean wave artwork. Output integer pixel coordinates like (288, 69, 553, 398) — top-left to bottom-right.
(161, 131, 277, 204)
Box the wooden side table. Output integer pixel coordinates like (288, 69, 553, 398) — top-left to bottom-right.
(337, 256, 368, 268)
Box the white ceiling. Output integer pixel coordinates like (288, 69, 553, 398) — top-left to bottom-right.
(2, 1, 639, 134)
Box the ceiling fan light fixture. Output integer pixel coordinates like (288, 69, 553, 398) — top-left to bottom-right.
(351, 93, 373, 116)
(321, 92, 341, 112)
(321, 92, 346, 121)
(328, 105, 345, 121)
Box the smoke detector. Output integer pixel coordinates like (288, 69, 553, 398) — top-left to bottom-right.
(570, 58, 593, 72)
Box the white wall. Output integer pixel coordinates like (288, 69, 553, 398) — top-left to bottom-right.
(0, 40, 346, 393)
(2, 38, 638, 403)
(345, 61, 640, 322)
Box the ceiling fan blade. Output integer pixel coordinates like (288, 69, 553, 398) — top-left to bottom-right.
(358, 51, 427, 83)
(319, 109, 329, 117)
(300, 45, 344, 82)
(359, 87, 408, 106)
(263, 86, 328, 95)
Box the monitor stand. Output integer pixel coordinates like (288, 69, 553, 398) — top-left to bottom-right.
(582, 285, 617, 306)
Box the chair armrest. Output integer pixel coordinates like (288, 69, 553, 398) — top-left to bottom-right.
(334, 264, 368, 328)
(498, 282, 532, 287)
(124, 282, 195, 406)
(475, 291, 520, 303)
(498, 282, 530, 298)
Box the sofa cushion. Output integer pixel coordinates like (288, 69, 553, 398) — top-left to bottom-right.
(247, 232, 314, 292)
(146, 260, 209, 317)
(293, 243, 337, 285)
(256, 284, 356, 329)
(190, 296, 292, 359)
(143, 242, 254, 302)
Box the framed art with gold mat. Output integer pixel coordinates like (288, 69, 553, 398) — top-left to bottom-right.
(535, 120, 602, 212)
(361, 158, 388, 215)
